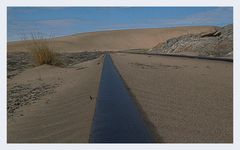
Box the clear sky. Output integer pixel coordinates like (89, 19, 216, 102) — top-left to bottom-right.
(7, 7, 233, 41)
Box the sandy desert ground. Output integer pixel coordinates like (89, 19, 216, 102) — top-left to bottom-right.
(7, 53, 103, 143)
(7, 24, 233, 143)
(7, 26, 216, 52)
(111, 53, 233, 143)
(7, 51, 233, 143)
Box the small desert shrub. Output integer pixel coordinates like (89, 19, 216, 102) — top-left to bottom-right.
(30, 46, 59, 65)
(23, 32, 61, 66)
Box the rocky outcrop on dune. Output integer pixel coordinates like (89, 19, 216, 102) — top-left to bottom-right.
(149, 24, 233, 57)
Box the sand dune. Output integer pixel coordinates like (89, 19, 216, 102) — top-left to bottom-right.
(7, 56, 103, 143)
(111, 53, 233, 143)
(7, 24, 232, 143)
(8, 26, 216, 52)
(7, 52, 232, 143)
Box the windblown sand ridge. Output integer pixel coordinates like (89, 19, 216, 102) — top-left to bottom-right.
(7, 24, 232, 143)
(7, 56, 103, 143)
(7, 52, 232, 143)
(111, 53, 233, 143)
(8, 26, 216, 52)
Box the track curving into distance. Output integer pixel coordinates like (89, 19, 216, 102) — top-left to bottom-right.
(90, 53, 153, 143)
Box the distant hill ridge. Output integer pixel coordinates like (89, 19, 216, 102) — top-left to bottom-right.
(8, 26, 216, 52)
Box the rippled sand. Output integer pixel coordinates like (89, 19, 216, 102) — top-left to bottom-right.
(7, 56, 103, 143)
(112, 53, 233, 143)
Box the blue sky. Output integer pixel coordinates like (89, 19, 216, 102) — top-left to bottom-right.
(7, 7, 233, 41)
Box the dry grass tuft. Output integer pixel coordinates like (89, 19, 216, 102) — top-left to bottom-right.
(24, 33, 61, 66)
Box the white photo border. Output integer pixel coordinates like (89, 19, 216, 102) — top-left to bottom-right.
(0, 0, 239, 150)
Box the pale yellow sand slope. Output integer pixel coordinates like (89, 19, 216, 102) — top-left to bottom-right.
(8, 26, 216, 52)
(111, 53, 232, 143)
(7, 56, 103, 143)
